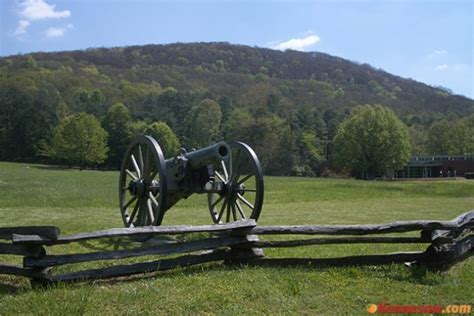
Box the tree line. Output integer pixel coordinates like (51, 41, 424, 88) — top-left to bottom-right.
(18, 94, 473, 178)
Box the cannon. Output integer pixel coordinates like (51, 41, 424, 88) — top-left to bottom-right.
(119, 136, 264, 227)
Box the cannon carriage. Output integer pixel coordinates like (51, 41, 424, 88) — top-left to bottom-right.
(119, 136, 264, 227)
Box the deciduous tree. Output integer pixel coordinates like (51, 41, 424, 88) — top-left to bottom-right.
(185, 99, 222, 148)
(225, 108, 293, 175)
(334, 105, 411, 178)
(48, 113, 108, 169)
(146, 121, 181, 157)
(426, 119, 473, 155)
(102, 103, 132, 168)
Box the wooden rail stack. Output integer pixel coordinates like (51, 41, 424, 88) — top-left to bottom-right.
(0, 211, 472, 285)
(237, 211, 473, 267)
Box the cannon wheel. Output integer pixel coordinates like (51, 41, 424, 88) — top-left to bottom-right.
(207, 142, 264, 224)
(119, 136, 167, 227)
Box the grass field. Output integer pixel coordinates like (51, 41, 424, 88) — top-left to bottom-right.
(0, 161, 473, 314)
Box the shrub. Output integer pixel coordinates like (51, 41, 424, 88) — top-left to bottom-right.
(465, 172, 474, 179)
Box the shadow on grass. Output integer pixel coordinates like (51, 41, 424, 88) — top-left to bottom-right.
(77, 238, 141, 252)
(0, 277, 29, 294)
(75, 232, 213, 253)
(76, 235, 179, 252)
(88, 261, 226, 287)
(57, 254, 472, 289)
(1, 254, 471, 292)
(378, 255, 473, 285)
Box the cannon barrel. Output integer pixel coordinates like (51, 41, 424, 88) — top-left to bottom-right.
(166, 142, 230, 170)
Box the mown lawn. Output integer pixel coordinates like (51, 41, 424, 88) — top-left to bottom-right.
(0, 161, 473, 314)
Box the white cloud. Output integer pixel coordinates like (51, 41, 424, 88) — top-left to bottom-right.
(427, 49, 447, 59)
(435, 64, 449, 71)
(13, 0, 71, 38)
(14, 20, 31, 36)
(45, 26, 66, 38)
(19, 0, 70, 21)
(434, 63, 470, 72)
(271, 34, 321, 51)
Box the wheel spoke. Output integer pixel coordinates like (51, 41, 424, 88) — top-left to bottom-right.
(125, 169, 138, 180)
(232, 150, 246, 181)
(235, 200, 246, 219)
(149, 191, 159, 207)
(237, 193, 254, 210)
(242, 189, 257, 192)
(138, 200, 147, 226)
(231, 202, 237, 221)
(238, 174, 253, 185)
(215, 171, 226, 183)
(217, 200, 227, 222)
(138, 145, 144, 173)
(150, 170, 159, 181)
(232, 150, 241, 178)
(211, 195, 224, 208)
(221, 160, 229, 180)
(226, 202, 231, 222)
(131, 154, 141, 178)
(127, 200, 140, 226)
(144, 145, 150, 179)
(147, 199, 155, 224)
(124, 196, 137, 209)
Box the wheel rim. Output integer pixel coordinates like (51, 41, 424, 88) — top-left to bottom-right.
(207, 142, 264, 223)
(119, 136, 167, 227)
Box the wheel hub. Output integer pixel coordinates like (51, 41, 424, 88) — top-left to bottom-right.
(223, 181, 245, 198)
(128, 179, 160, 197)
(128, 179, 145, 197)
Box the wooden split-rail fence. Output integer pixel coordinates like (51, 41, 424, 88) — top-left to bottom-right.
(0, 211, 472, 285)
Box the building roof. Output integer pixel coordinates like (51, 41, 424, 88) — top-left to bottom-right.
(407, 154, 474, 167)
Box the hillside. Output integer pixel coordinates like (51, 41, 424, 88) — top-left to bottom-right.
(1, 42, 473, 174)
(3, 42, 473, 114)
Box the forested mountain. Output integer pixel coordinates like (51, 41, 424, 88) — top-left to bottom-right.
(1, 42, 473, 175)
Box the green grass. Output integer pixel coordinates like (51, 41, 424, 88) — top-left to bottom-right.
(0, 161, 473, 315)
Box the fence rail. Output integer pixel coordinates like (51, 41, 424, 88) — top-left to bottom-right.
(246, 212, 474, 236)
(0, 211, 472, 285)
(12, 220, 256, 245)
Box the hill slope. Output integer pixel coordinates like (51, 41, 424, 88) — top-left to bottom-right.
(2, 42, 473, 115)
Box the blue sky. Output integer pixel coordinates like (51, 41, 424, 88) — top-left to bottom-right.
(1, 0, 472, 98)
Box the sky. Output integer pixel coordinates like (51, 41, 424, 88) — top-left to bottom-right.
(1, 0, 473, 98)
